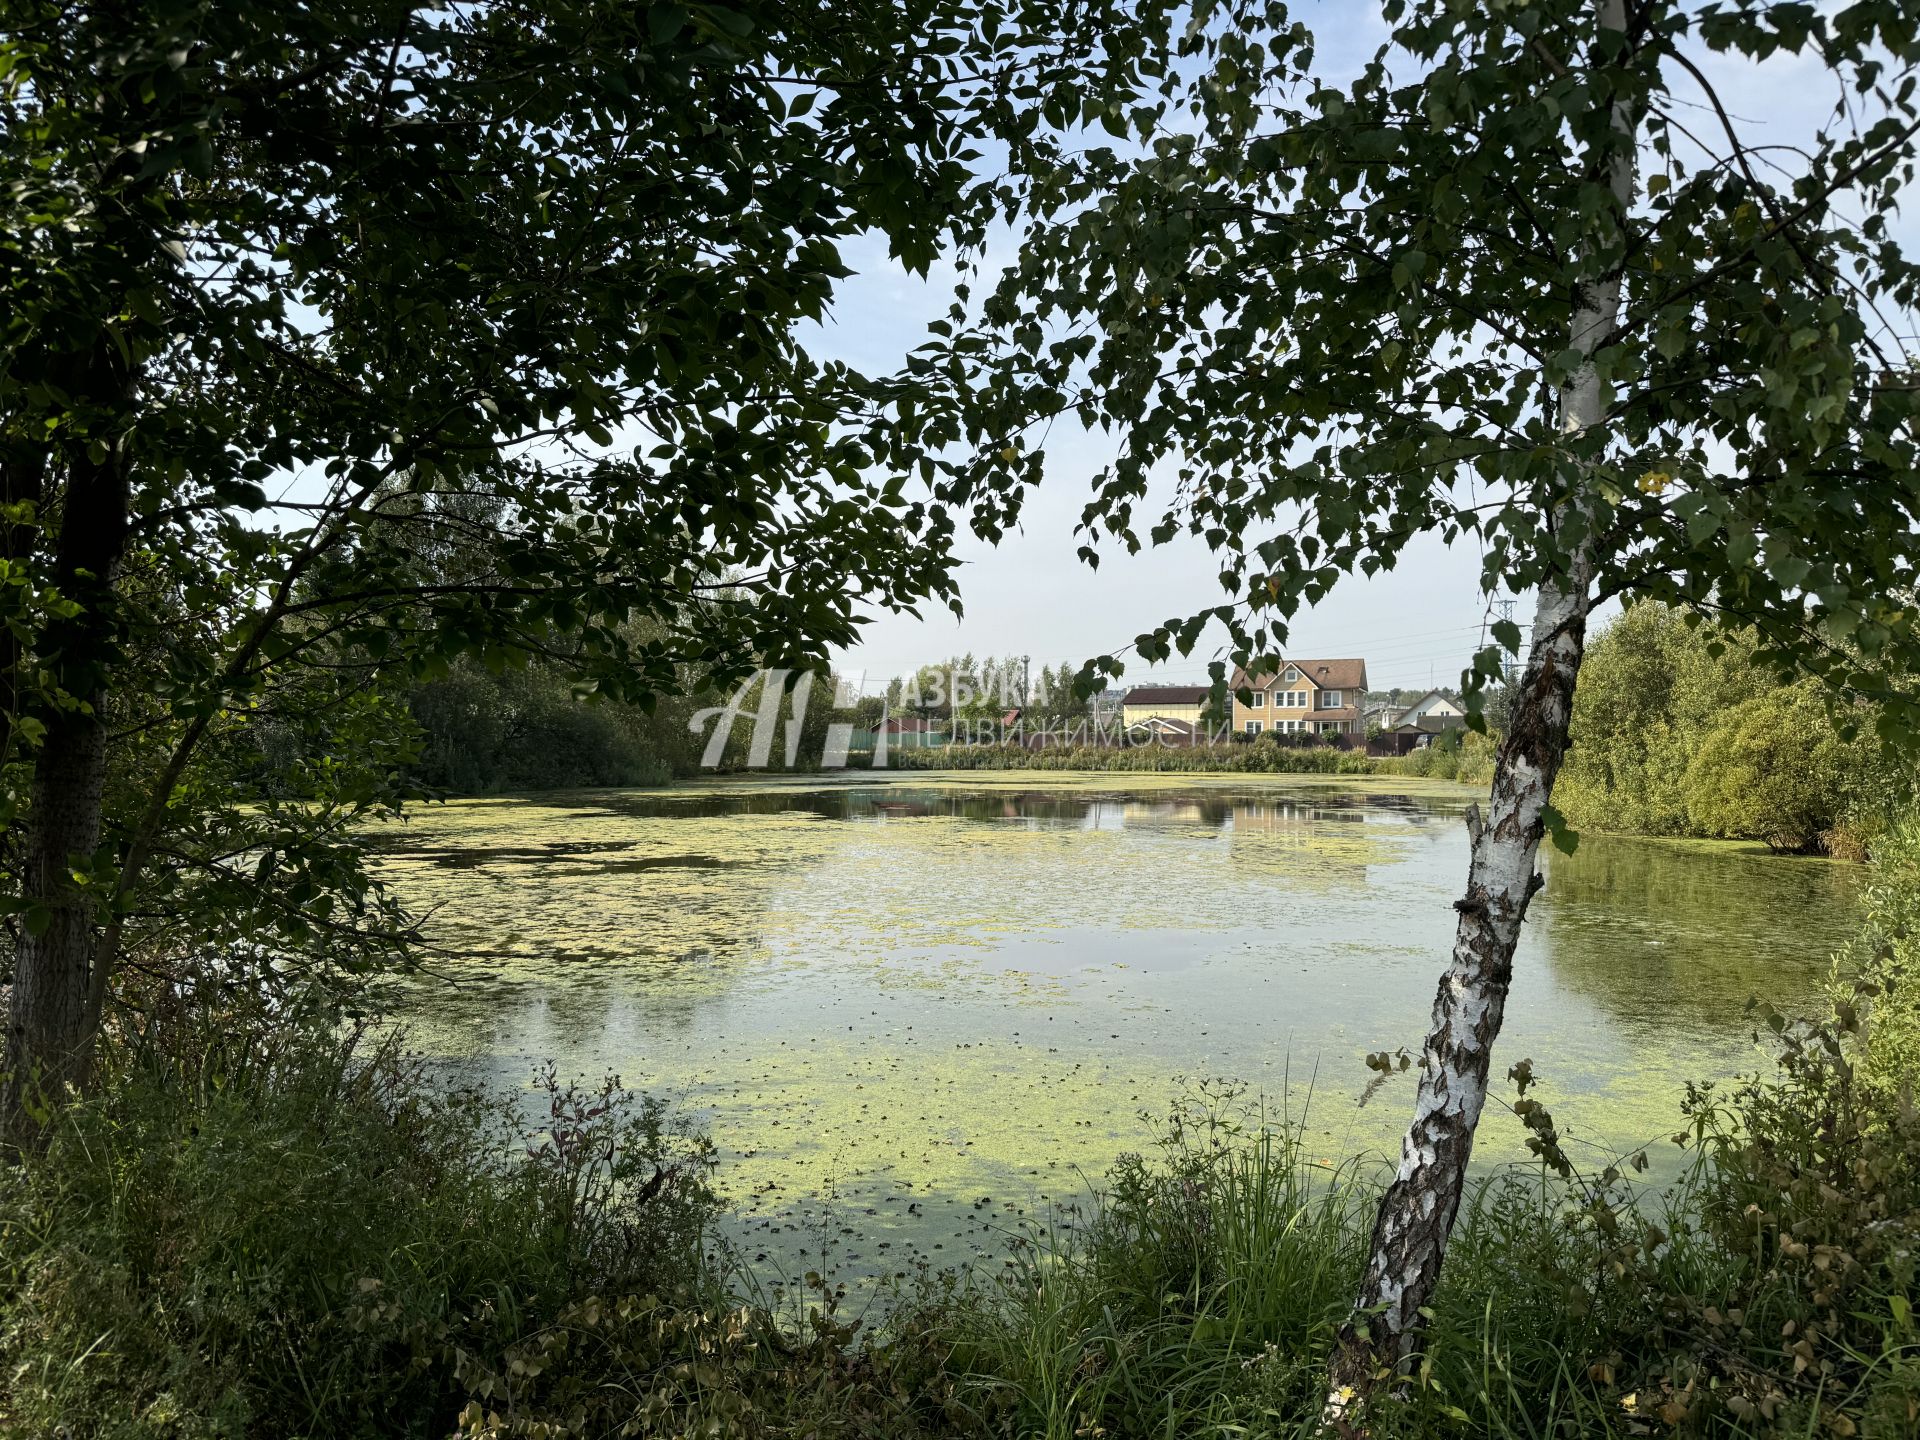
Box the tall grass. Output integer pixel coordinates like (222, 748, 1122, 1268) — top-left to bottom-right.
(0, 969, 719, 1439)
(930, 1033, 1920, 1439)
(942, 1088, 1367, 1440)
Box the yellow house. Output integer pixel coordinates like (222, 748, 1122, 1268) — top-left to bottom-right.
(1120, 684, 1213, 729)
(1230, 659, 1369, 737)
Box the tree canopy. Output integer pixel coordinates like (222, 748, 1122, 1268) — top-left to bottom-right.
(1557, 603, 1892, 853)
(0, 0, 1177, 1111)
(928, 0, 1920, 720)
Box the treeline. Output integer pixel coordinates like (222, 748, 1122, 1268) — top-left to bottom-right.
(884, 654, 1103, 723)
(400, 661, 877, 794)
(404, 659, 708, 793)
(1558, 605, 1899, 856)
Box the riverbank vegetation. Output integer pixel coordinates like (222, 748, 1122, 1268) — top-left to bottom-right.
(886, 733, 1498, 786)
(405, 657, 709, 794)
(8, 822, 1916, 1438)
(1557, 606, 1899, 857)
(8, 0, 1920, 1434)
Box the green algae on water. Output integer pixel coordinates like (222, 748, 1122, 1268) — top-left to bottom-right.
(371, 771, 1860, 1285)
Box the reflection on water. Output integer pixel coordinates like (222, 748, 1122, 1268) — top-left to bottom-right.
(372, 772, 1859, 1284)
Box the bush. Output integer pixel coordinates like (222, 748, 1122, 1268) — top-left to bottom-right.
(1684, 683, 1881, 853)
(1377, 728, 1497, 786)
(0, 974, 718, 1439)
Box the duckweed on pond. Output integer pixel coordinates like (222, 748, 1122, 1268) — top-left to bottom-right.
(369, 771, 1860, 1286)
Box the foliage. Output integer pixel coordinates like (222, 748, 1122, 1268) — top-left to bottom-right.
(1380, 729, 1498, 787)
(448, 1282, 973, 1440)
(920, 3, 1920, 1378)
(406, 656, 704, 794)
(935, 973, 1920, 1438)
(1684, 683, 1883, 854)
(882, 733, 1495, 781)
(1557, 603, 1772, 836)
(926, 0, 1920, 723)
(1828, 814, 1920, 1109)
(0, 965, 719, 1438)
(1558, 605, 1891, 854)
(0, 0, 1189, 1100)
(1641, 1000, 1920, 1436)
(940, 1086, 1371, 1439)
(11, 829, 1920, 1438)
(885, 656, 1042, 723)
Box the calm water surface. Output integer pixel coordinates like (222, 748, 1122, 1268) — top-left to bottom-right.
(373, 771, 1859, 1283)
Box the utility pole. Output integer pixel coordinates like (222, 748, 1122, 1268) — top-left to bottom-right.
(1491, 597, 1520, 685)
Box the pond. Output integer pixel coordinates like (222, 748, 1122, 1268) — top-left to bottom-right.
(372, 771, 1861, 1287)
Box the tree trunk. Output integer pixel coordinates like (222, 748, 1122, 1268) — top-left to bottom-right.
(3, 373, 132, 1133)
(1324, 554, 1595, 1416)
(1324, 2, 1638, 1424)
(4, 696, 111, 1120)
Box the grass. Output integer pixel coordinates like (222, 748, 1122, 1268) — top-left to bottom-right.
(939, 1088, 1368, 1440)
(0, 979, 721, 1439)
(930, 1054, 1920, 1439)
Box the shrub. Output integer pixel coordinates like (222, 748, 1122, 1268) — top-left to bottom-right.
(1378, 728, 1496, 786)
(0, 974, 718, 1439)
(1684, 683, 1881, 853)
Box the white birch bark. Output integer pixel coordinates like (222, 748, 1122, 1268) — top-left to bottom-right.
(1324, 1, 1639, 1425)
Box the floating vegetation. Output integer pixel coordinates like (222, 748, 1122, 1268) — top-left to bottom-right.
(371, 770, 1862, 1287)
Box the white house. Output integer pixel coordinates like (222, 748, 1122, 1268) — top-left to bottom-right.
(1395, 690, 1466, 727)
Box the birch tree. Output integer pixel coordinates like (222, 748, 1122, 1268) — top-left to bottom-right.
(923, 0, 1920, 1411)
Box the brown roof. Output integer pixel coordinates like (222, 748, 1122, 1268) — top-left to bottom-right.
(1121, 685, 1211, 705)
(1232, 658, 1369, 693)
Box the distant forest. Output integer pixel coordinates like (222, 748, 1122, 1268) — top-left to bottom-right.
(403, 659, 708, 792)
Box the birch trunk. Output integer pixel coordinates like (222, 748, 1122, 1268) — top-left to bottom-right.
(1324, 2, 1638, 1424)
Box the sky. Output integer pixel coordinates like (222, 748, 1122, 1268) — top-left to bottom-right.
(812, 223, 1499, 695)
(804, 1, 1901, 697)
(818, 6, 1435, 695)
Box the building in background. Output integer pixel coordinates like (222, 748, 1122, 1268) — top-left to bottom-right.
(1393, 690, 1467, 728)
(1367, 688, 1471, 755)
(1230, 659, 1368, 737)
(1120, 684, 1213, 729)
